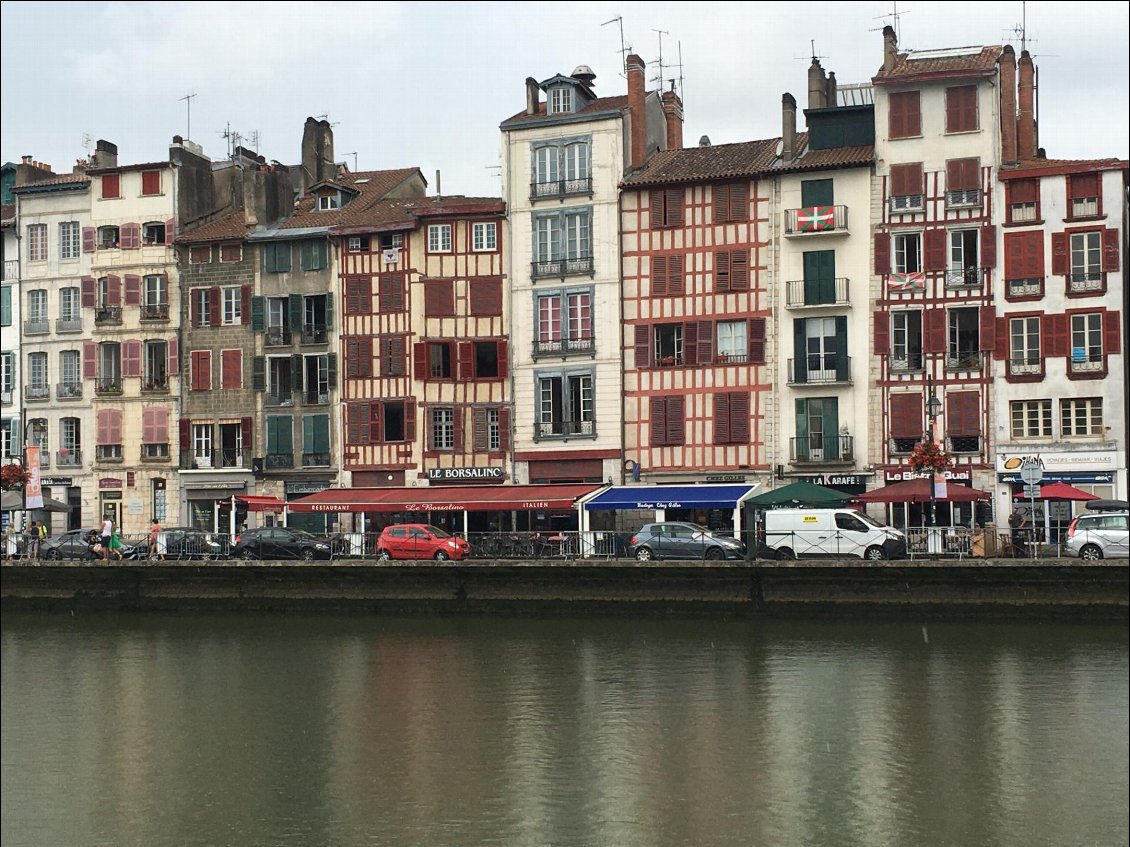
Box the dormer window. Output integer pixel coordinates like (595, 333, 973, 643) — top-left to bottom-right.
(550, 87, 574, 115)
(318, 193, 341, 211)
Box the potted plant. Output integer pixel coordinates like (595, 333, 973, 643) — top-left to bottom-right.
(908, 439, 952, 474)
(1, 462, 29, 491)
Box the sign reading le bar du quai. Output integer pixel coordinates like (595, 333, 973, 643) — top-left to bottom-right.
(427, 467, 504, 482)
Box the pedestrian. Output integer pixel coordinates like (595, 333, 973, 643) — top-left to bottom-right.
(109, 524, 123, 561)
(149, 518, 163, 561)
(100, 514, 113, 562)
(36, 520, 47, 559)
(1008, 508, 1028, 557)
(26, 521, 40, 560)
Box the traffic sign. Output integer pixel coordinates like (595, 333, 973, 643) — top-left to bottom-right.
(1019, 462, 1044, 485)
(1023, 485, 1041, 498)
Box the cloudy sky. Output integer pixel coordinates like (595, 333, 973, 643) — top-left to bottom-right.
(2, 1, 1126, 197)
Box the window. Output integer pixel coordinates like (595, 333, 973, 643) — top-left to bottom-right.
(317, 193, 341, 211)
(714, 182, 750, 223)
(383, 400, 407, 442)
(947, 308, 981, 369)
(220, 243, 241, 263)
(97, 226, 120, 249)
(143, 221, 167, 245)
(262, 242, 291, 273)
(794, 397, 842, 461)
(945, 85, 979, 133)
(267, 357, 294, 404)
(190, 351, 212, 391)
(714, 250, 749, 292)
(427, 224, 452, 253)
(654, 324, 684, 366)
(1009, 317, 1041, 375)
(800, 179, 833, 208)
(424, 280, 455, 316)
(564, 142, 589, 185)
(101, 174, 120, 199)
(650, 396, 685, 447)
(893, 232, 922, 274)
(1061, 398, 1102, 437)
(27, 289, 48, 324)
(717, 321, 747, 360)
(303, 354, 330, 404)
(536, 371, 594, 438)
(193, 288, 213, 327)
(1004, 230, 1044, 297)
(650, 255, 685, 296)
(1011, 400, 1051, 439)
(27, 419, 48, 456)
(800, 250, 837, 305)
(712, 392, 750, 444)
(189, 245, 211, 264)
(1069, 232, 1102, 291)
(473, 222, 497, 252)
(650, 189, 683, 229)
(534, 145, 560, 191)
(59, 287, 80, 323)
(420, 342, 452, 379)
(946, 158, 981, 207)
(888, 90, 921, 139)
(222, 287, 242, 325)
(192, 424, 213, 466)
(96, 409, 123, 461)
(143, 275, 167, 318)
(549, 86, 574, 114)
(379, 335, 406, 377)
(947, 229, 981, 287)
(60, 350, 80, 393)
(430, 408, 455, 450)
(59, 222, 80, 259)
(303, 294, 330, 343)
(889, 163, 924, 210)
(141, 170, 161, 195)
(1067, 173, 1100, 219)
(27, 352, 48, 396)
(469, 278, 503, 316)
(0, 421, 12, 458)
(796, 316, 845, 383)
(379, 233, 404, 250)
(533, 210, 592, 275)
(266, 416, 293, 465)
(221, 350, 242, 390)
(482, 409, 501, 451)
(27, 224, 47, 261)
(0, 286, 9, 326)
(1070, 313, 1103, 371)
(299, 240, 328, 271)
(1007, 178, 1039, 223)
(1, 351, 13, 395)
(144, 341, 168, 390)
(347, 236, 369, 253)
(474, 342, 500, 378)
(535, 290, 593, 356)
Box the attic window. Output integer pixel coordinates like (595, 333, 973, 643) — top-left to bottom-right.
(354, 178, 370, 185)
(318, 193, 341, 211)
(550, 87, 574, 115)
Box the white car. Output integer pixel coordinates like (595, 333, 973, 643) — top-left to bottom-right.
(1065, 511, 1129, 560)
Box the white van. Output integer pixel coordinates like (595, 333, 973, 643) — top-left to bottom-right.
(763, 508, 906, 560)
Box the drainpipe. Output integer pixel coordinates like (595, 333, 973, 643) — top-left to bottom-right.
(504, 128, 518, 487)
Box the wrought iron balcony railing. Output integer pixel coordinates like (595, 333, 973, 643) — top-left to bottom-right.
(530, 176, 593, 200)
(535, 420, 596, 439)
(789, 435, 854, 463)
(531, 256, 594, 279)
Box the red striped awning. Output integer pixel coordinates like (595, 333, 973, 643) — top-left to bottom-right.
(287, 484, 604, 513)
(234, 495, 287, 512)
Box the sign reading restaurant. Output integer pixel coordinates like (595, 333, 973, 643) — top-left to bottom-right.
(427, 467, 505, 482)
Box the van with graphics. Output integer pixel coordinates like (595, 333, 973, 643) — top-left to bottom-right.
(763, 508, 907, 560)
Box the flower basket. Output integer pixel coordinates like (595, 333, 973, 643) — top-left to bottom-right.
(908, 440, 951, 474)
(1, 462, 28, 491)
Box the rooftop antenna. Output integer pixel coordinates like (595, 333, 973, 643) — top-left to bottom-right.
(343, 152, 358, 172)
(81, 133, 94, 157)
(676, 40, 684, 103)
(1005, 0, 1037, 54)
(315, 113, 341, 127)
(602, 15, 630, 76)
(869, 2, 907, 44)
(178, 91, 198, 141)
(650, 28, 669, 87)
(793, 40, 828, 63)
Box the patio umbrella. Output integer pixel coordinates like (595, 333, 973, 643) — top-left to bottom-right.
(855, 477, 991, 504)
(1, 490, 71, 512)
(745, 481, 852, 507)
(1018, 481, 1099, 501)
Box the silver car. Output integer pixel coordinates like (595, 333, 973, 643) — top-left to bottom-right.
(1065, 511, 1129, 560)
(628, 522, 745, 561)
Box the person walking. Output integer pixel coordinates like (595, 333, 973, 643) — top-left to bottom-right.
(100, 514, 113, 562)
(26, 521, 41, 560)
(1008, 508, 1028, 558)
(149, 518, 164, 561)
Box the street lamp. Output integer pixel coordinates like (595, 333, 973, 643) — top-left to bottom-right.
(924, 374, 943, 528)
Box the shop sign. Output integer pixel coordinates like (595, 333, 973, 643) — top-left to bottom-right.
(285, 481, 330, 495)
(184, 482, 246, 491)
(427, 467, 504, 482)
(997, 451, 1115, 473)
(799, 474, 867, 487)
(41, 477, 73, 487)
(705, 474, 747, 483)
(998, 471, 1114, 485)
(99, 477, 123, 490)
(885, 469, 971, 483)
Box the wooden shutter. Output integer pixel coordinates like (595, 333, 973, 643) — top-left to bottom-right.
(924, 308, 946, 353)
(904, 91, 921, 136)
(456, 342, 473, 380)
(287, 293, 303, 332)
(713, 184, 730, 223)
(142, 408, 157, 444)
(469, 278, 502, 316)
(873, 311, 890, 354)
(191, 351, 211, 391)
(124, 274, 141, 306)
(425, 279, 455, 316)
(164, 218, 175, 246)
(179, 418, 191, 452)
(251, 296, 265, 331)
(167, 335, 179, 375)
(209, 287, 221, 327)
(665, 188, 683, 227)
(106, 275, 121, 306)
(291, 354, 304, 391)
(874, 233, 890, 276)
(347, 402, 371, 445)
(241, 417, 252, 453)
(652, 256, 668, 296)
(404, 400, 417, 442)
(668, 255, 686, 295)
(221, 350, 242, 389)
(730, 392, 750, 442)
(81, 276, 96, 308)
(344, 276, 367, 315)
(82, 227, 95, 253)
(1006, 231, 1044, 279)
(666, 396, 684, 445)
(472, 409, 488, 451)
(715, 251, 731, 292)
(189, 289, 201, 327)
(241, 286, 251, 326)
(83, 341, 96, 379)
(730, 250, 749, 290)
(382, 336, 406, 377)
(683, 321, 698, 365)
(890, 163, 922, 196)
(713, 394, 731, 444)
(346, 337, 372, 378)
(98, 409, 122, 445)
(379, 274, 404, 312)
(729, 183, 748, 222)
(1010, 178, 1038, 203)
(696, 320, 714, 363)
(946, 158, 979, 191)
(649, 190, 664, 229)
(326, 352, 336, 387)
(980, 225, 997, 269)
(634, 324, 652, 369)
(923, 229, 946, 272)
(121, 222, 140, 250)
(747, 318, 766, 364)
(946, 391, 981, 436)
(452, 407, 464, 451)
(142, 170, 160, 195)
(979, 306, 996, 351)
(1102, 229, 1120, 272)
(1103, 311, 1121, 355)
(1069, 173, 1099, 199)
(123, 339, 141, 377)
(994, 316, 1011, 360)
(498, 407, 511, 452)
(1043, 313, 1067, 357)
(890, 393, 924, 438)
(650, 397, 666, 446)
(496, 340, 509, 379)
(251, 356, 265, 391)
(1051, 232, 1068, 275)
(413, 343, 428, 379)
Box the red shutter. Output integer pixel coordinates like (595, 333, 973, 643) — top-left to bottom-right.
(946, 392, 981, 437)
(142, 409, 156, 444)
(359, 337, 375, 378)
(379, 274, 404, 312)
(179, 418, 191, 452)
(424, 279, 454, 316)
(634, 324, 652, 369)
(1102, 228, 1120, 272)
(668, 255, 686, 295)
(222, 350, 242, 389)
(241, 286, 251, 326)
(665, 188, 683, 227)
(980, 225, 996, 268)
(208, 287, 221, 327)
(713, 394, 731, 444)
(649, 190, 663, 229)
(1010, 178, 1038, 203)
(890, 393, 924, 438)
(747, 317, 767, 364)
(715, 251, 731, 292)
(1102, 311, 1121, 355)
(696, 320, 714, 363)
(241, 417, 252, 453)
(874, 232, 890, 276)
(142, 170, 160, 195)
(189, 289, 202, 327)
(683, 321, 698, 365)
(123, 339, 142, 377)
(873, 311, 890, 354)
(496, 340, 508, 379)
(906, 92, 921, 136)
(82, 227, 96, 253)
(452, 407, 464, 451)
(404, 400, 416, 442)
(457, 341, 473, 380)
(472, 409, 488, 451)
(124, 274, 141, 306)
(1051, 232, 1068, 275)
(730, 392, 750, 442)
(469, 278, 502, 316)
(107, 275, 121, 306)
(889, 92, 906, 138)
(730, 183, 748, 222)
(923, 229, 946, 272)
(191, 351, 211, 391)
(924, 308, 946, 353)
(498, 407, 511, 452)
(122, 223, 141, 250)
(713, 184, 729, 223)
(994, 316, 1010, 360)
(650, 397, 666, 446)
(890, 163, 922, 196)
(730, 250, 749, 291)
(345, 339, 359, 377)
(652, 255, 668, 296)
(101, 174, 120, 199)
(347, 403, 370, 445)
(96, 410, 110, 445)
(666, 396, 684, 445)
(83, 341, 96, 379)
(81, 276, 96, 308)
(153, 408, 169, 445)
(167, 335, 179, 375)
(1006, 231, 1044, 279)
(413, 343, 427, 379)
(164, 218, 175, 246)
(1043, 313, 1067, 357)
(1068, 173, 1099, 199)
(979, 306, 996, 351)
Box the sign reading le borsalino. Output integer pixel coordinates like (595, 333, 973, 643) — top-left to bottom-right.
(427, 467, 504, 482)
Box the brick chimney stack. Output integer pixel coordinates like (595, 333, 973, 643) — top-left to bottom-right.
(525, 77, 540, 115)
(93, 139, 118, 169)
(661, 89, 683, 150)
(626, 53, 647, 168)
(808, 58, 827, 109)
(999, 46, 1018, 165)
(883, 25, 898, 73)
(1017, 50, 1037, 159)
(781, 93, 797, 162)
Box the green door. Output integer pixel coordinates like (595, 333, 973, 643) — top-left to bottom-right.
(803, 250, 836, 305)
(801, 179, 834, 207)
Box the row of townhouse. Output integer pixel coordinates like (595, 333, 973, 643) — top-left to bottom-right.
(1, 28, 1125, 541)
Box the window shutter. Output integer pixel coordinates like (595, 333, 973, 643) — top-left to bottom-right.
(924, 308, 946, 353)
(1102, 311, 1121, 355)
(664, 189, 681, 226)
(874, 233, 890, 276)
(469, 278, 502, 316)
(405, 400, 417, 442)
(379, 274, 404, 312)
(1068, 173, 1099, 199)
(327, 352, 337, 387)
(123, 339, 142, 377)
(82, 227, 96, 253)
(367, 402, 381, 444)
(457, 341, 473, 381)
(1043, 313, 1067, 357)
(473, 409, 488, 451)
(713, 394, 731, 444)
(890, 393, 924, 438)
(1051, 232, 1068, 275)
(251, 296, 265, 331)
(696, 320, 714, 363)
(683, 321, 698, 365)
(291, 354, 304, 391)
(413, 343, 428, 379)
(652, 256, 668, 296)
(792, 320, 808, 383)
(498, 407, 511, 452)
(650, 397, 667, 446)
(905, 92, 921, 136)
(251, 356, 265, 391)
(666, 396, 685, 445)
(348, 337, 372, 378)
(452, 407, 464, 451)
(222, 350, 242, 389)
(179, 418, 191, 452)
(979, 306, 996, 351)
(1102, 229, 1120, 272)
(0, 286, 9, 326)
(121, 222, 140, 250)
(83, 341, 96, 379)
(123, 274, 141, 306)
(81, 276, 96, 308)
(946, 158, 979, 191)
(747, 317, 766, 364)
(496, 340, 509, 379)
(189, 289, 201, 327)
(730, 392, 750, 442)
(382, 336, 405, 377)
(1006, 231, 1044, 279)
(923, 229, 946, 272)
(1011, 178, 1038, 204)
(634, 324, 652, 369)
(167, 334, 179, 375)
(106, 275, 121, 306)
(946, 392, 981, 437)
(241, 417, 252, 453)
(730, 250, 749, 290)
(142, 409, 156, 444)
(715, 251, 731, 292)
(345, 276, 372, 315)
(241, 286, 251, 326)
(164, 218, 175, 246)
(191, 351, 212, 391)
(729, 183, 748, 222)
(347, 402, 370, 445)
(890, 163, 922, 197)
(980, 225, 996, 268)
(994, 316, 1010, 360)
(209, 287, 221, 327)
(425, 279, 455, 315)
(288, 293, 303, 332)
(713, 184, 730, 223)
(873, 311, 890, 354)
(649, 190, 663, 229)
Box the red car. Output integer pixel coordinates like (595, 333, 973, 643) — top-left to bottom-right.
(376, 524, 471, 561)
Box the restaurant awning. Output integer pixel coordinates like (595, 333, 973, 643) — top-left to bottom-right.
(856, 478, 991, 504)
(233, 495, 288, 512)
(287, 483, 605, 513)
(583, 484, 760, 511)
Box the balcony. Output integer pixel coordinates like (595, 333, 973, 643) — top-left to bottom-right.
(1007, 277, 1044, 299)
(56, 317, 84, 333)
(710, 352, 750, 365)
(2, 259, 18, 280)
(301, 324, 328, 345)
(945, 189, 982, 208)
(180, 449, 249, 470)
(141, 303, 170, 321)
(889, 195, 924, 213)
(530, 176, 593, 201)
(96, 444, 123, 463)
(265, 327, 292, 347)
(95, 378, 122, 396)
(31, 449, 50, 469)
(56, 382, 83, 400)
(23, 318, 49, 335)
(532, 337, 596, 358)
(1068, 271, 1104, 294)
(946, 435, 983, 454)
(95, 306, 122, 325)
(301, 452, 330, 467)
(1007, 356, 1043, 378)
(56, 449, 82, 467)
(944, 267, 985, 289)
(889, 352, 925, 373)
(785, 278, 850, 308)
(140, 443, 170, 462)
(24, 384, 50, 402)
(535, 420, 596, 440)
(0, 390, 11, 406)
(266, 391, 295, 407)
(302, 391, 330, 406)
(945, 351, 983, 372)
(1069, 352, 1106, 376)
(789, 435, 854, 464)
(141, 377, 169, 394)
(266, 452, 295, 470)
(531, 256, 594, 279)
(783, 205, 849, 235)
(787, 357, 852, 386)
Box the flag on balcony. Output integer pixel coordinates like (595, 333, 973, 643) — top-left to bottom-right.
(796, 205, 835, 232)
(888, 272, 925, 292)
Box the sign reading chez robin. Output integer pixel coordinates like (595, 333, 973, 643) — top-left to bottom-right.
(427, 467, 505, 482)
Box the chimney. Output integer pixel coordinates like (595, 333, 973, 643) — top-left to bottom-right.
(781, 93, 797, 162)
(301, 117, 335, 190)
(22, 155, 32, 164)
(93, 139, 118, 169)
(525, 77, 540, 115)
(1017, 50, 1037, 159)
(826, 72, 838, 108)
(882, 25, 899, 72)
(699, 135, 712, 147)
(626, 53, 647, 169)
(661, 89, 683, 150)
(808, 58, 827, 110)
(999, 46, 1018, 165)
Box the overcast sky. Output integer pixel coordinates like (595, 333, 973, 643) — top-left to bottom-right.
(2, 1, 1127, 198)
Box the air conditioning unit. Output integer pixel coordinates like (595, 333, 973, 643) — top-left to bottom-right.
(382, 248, 400, 265)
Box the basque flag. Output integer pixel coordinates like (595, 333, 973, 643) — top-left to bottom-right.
(797, 205, 835, 231)
(888, 272, 925, 292)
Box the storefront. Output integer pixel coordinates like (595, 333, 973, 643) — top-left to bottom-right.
(793, 473, 871, 498)
(997, 450, 1119, 544)
(284, 481, 332, 534)
(882, 469, 989, 528)
(578, 484, 761, 537)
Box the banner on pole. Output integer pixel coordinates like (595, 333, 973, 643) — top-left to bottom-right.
(25, 446, 44, 509)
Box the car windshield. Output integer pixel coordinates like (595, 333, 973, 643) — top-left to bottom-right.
(288, 530, 320, 540)
(856, 512, 886, 528)
(426, 526, 451, 538)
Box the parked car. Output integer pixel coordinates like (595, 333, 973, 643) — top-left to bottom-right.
(763, 508, 906, 560)
(41, 529, 146, 561)
(156, 527, 228, 560)
(628, 522, 745, 561)
(232, 527, 333, 561)
(376, 524, 471, 561)
(1065, 511, 1129, 560)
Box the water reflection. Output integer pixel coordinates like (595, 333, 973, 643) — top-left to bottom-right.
(2, 615, 1127, 847)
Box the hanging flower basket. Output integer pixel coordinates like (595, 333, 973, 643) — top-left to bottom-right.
(908, 440, 951, 474)
(1, 462, 29, 491)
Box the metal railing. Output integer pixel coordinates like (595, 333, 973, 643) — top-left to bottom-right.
(1069, 353, 1105, 374)
(532, 337, 596, 357)
(266, 391, 295, 407)
(945, 189, 982, 208)
(24, 384, 50, 401)
(1068, 271, 1103, 293)
(784, 277, 850, 307)
(56, 382, 83, 400)
(945, 351, 983, 371)
(946, 435, 982, 454)
(56, 449, 82, 466)
(266, 453, 295, 469)
(95, 306, 122, 325)
(788, 358, 851, 385)
(889, 436, 921, 455)
(55, 317, 84, 333)
(783, 205, 849, 234)
(889, 352, 925, 373)
(95, 378, 122, 395)
(889, 195, 924, 213)
(302, 452, 331, 467)
(2, 259, 18, 280)
(531, 256, 594, 279)
(141, 378, 169, 394)
(265, 327, 292, 347)
(789, 435, 854, 463)
(179, 449, 248, 470)
(944, 267, 985, 289)
(535, 420, 596, 439)
(530, 177, 593, 200)
(1007, 356, 1042, 377)
(1007, 277, 1043, 298)
(301, 325, 329, 345)
(141, 303, 170, 320)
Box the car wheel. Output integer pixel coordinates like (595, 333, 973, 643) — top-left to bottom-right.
(775, 547, 795, 561)
(301, 548, 316, 562)
(377, 549, 392, 561)
(865, 546, 886, 561)
(635, 547, 654, 562)
(46, 548, 62, 560)
(705, 547, 726, 561)
(434, 550, 450, 561)
(1079, 544, 1103, 561)
(240, 549, 257, 561)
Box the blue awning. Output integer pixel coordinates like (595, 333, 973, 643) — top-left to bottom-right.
(583, 484, 760, 511)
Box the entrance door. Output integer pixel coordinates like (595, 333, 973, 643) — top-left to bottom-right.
(100, 495, 121, 530)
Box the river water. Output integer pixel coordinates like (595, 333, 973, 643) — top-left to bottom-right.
(2, 613, 1127, 847)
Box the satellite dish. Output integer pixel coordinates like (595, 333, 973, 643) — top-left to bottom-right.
(775, 139, 784, 157)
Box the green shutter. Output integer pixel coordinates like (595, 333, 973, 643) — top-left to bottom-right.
(800, 178, 834, 207)
(0, 285, 11, 326)
(326, 353, 337, 386)
(288, 294, 303, 333)
(278, 243, 293, 272)
(267, 415, 292, 454)
(803, 250, 835, 305)
(302, 414, 329, 454)
(250, 295, 266, 332)
(793, 319, 808, 383)
(252, 356, 266, 391)
(291, 354, 304, 391)
(795, 398, 808, 460)
(834, 316, 849, 382)
(822, 397, 840, 459)
(323, 292, 333, 330)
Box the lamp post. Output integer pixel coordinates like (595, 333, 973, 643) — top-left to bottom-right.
(924, 374, 942, 529)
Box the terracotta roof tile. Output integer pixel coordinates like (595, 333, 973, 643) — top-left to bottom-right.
(1005, 156, 1128, 173)
(622, 138, 780, 187)
(773, 142, 874, 174)
(11, 173, 91, 191)
(177, 211, 250, 245)
(277, 167, 423, 230)
(873, 45, 1003, 85)
(501, 95, 630, 127)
